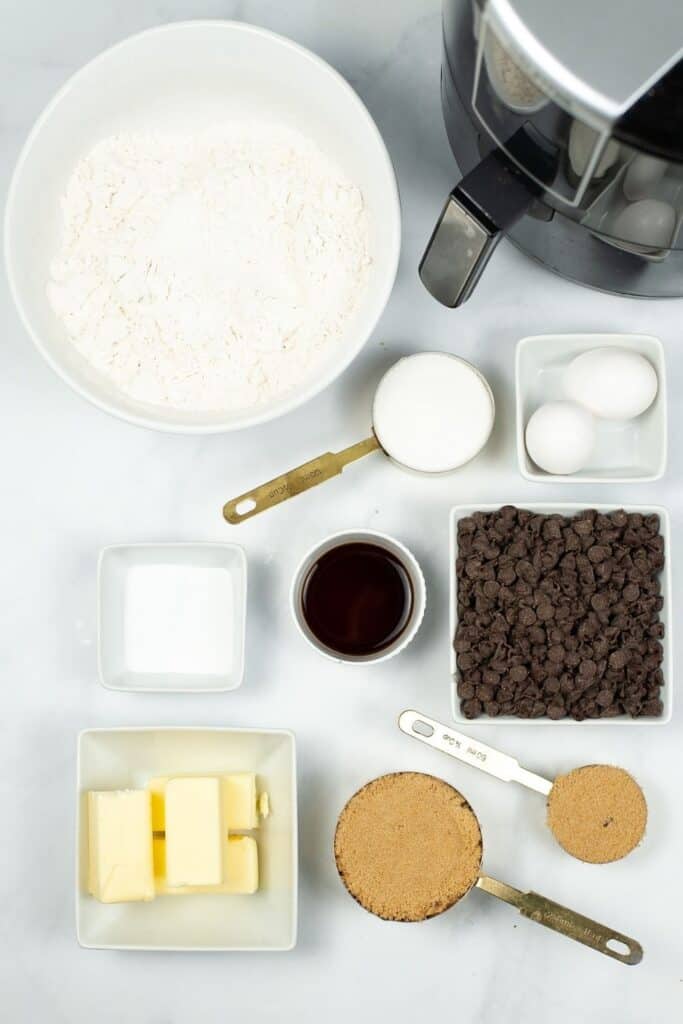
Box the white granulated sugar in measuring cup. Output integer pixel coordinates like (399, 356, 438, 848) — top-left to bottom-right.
(223, 351, 496, 523)
(372, 352, 495, 473)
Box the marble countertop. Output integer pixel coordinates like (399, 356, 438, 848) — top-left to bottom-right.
(2, 1, 682, 1021)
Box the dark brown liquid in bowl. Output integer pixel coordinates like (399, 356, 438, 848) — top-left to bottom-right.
(301, 542, 413, 656)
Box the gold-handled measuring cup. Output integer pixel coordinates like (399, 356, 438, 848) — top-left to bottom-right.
(335, 771, 643, 965)
(398, 710, 648, 863)
(223, 353, 495, 524)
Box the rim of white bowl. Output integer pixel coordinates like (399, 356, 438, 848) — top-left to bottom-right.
(290, 527, 426, 664)
(4, 19, 401, 434)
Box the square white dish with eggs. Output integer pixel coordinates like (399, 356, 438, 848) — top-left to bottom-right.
(449, 503, 672, 726)
(76, 727, 298, 950)
(98, 543, 246, 692)
(515, 333, 667, 483)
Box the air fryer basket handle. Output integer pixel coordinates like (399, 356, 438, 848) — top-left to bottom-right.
(420, 127, 556, 307)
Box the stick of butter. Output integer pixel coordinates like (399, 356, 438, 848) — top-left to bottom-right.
(88, 790, 155, 903)
(148, 773, 264, 832)
(222, 773, 259, 830)
(153, 835, 259, 895)
(165, 777, 223, 887)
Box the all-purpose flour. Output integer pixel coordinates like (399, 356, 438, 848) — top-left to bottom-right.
(47, 123, 372, 412)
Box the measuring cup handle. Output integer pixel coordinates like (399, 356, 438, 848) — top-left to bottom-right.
(223, 435, 380, 524)
(398, 709, 552, 795)
(476, 876, 643, 966)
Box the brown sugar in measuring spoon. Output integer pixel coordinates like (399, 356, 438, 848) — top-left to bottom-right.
(334, 772, 642, 964)
(399, 710, 647, 864)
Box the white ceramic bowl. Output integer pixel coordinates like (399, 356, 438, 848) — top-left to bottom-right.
(291, 528, 426, 664)
(76, 727, 297, 950)
(5, 20, 400, 433)
(516, 334, 667, 483)
(449, 503, 672, 725)
(98, 543, 246, 692)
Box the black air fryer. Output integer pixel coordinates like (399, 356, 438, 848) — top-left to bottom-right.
(420, 0, 683, 305)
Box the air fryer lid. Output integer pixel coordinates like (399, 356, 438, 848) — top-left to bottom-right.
(485, 0, 683, 160)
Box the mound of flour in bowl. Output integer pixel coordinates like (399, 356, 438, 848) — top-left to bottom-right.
(47, 123, 372, 412)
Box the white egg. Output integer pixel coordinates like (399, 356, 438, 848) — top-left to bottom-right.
(568, 120, 620, 178)
(525, 401, 596, 476)
(564, 347, 658, 420)
(613, 198, 675, 250)
(623, 154, 667, 201)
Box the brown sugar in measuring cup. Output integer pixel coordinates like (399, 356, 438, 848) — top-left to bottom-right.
(334, 771, 643, 964)
(547, 765, 647, 864)
(334, 772, 482, 921)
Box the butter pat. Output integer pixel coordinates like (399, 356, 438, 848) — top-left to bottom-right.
(148, 772, 264, 832)
(88, 790, 154, 903)
(223, 773, 259, 830)
(223, 835, 259, 893)
(165, 777, 222, 887)
(153, 835, 259, 895)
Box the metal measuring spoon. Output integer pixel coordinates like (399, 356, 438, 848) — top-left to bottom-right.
(223, 353, 494, 524)
(398, 710, 647, 863)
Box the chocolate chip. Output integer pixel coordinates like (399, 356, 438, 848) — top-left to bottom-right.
(518, 607, 537, 627)
(609, 650, 628, 670)
(509, 665, 528, 683)
(461, 699, 482, 719)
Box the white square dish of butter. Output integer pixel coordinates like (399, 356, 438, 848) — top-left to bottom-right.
(97, 543, 247, 692)
(76, 727, 297, 951)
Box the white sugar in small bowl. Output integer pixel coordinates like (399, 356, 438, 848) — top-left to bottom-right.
(5, 21, 399, 433)
(98, 543, 247, 692)
(372, 352, 495, 474)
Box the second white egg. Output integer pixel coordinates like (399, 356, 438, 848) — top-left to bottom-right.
(613, 198, 675, 250)
(525, 401, 596, 475)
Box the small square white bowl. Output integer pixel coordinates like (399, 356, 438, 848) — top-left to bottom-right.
(515, 333, 667, 483)
(449, 503, 672, 725)
(76, 727, 298, 950)
(98, 543, 246, 692)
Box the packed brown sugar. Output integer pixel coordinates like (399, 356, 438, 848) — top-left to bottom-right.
(334, 772, 482, 922)
(547, 764, 647, 863)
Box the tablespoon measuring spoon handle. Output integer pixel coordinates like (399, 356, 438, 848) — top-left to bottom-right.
(223, 434, 381, 524)
(398, 709, 553, 797)
(475, 876, 643, 965)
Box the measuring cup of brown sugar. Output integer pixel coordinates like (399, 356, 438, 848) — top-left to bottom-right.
(334, 771, 642, 965)
(399, 710, 648, 864)
(291, 530, 426, 663)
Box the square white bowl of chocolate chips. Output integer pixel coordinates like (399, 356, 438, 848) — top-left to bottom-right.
(449, 503, 672, 726)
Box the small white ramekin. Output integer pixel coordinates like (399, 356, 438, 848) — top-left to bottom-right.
(290, 529, 426, 664)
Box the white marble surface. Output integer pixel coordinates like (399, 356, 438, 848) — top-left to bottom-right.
(2, 1, 683, 1020)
